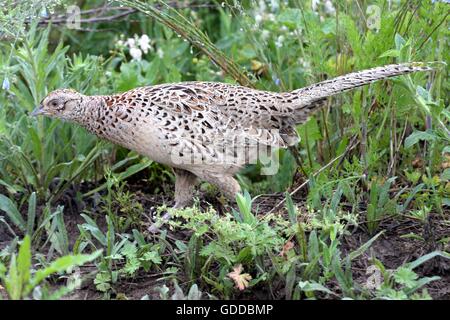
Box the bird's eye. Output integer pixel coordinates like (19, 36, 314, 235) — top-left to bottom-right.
(51, 101, 57, 107)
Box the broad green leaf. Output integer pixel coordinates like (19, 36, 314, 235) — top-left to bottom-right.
(394, 33, 406, 50)
(348, 231, 384, 261)
(405, 276, 441, 295)
(4, 254, 20, 300)
(26, 192, 36, 236)
(0, 194, 26, 231)
(278, 8, 302, 29)
(298, 281, 337, 296)
(407, 251, 450, 270)
(285, 192, 297, 225)
(17, 235, 31, 288)
(404, 131, 436, 149)
(416, 86, 430, 102)
(27, 250, 102, 294)
(379, 49, 400, 58)
(441, 169, 450, 181)
(80, 214, 107, 246)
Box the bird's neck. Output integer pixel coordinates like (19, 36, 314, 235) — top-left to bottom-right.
(73, 95, 109, 135)
(75, 94, 143, 151)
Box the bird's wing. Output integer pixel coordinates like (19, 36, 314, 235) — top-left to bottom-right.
(138, 82, 290, 150)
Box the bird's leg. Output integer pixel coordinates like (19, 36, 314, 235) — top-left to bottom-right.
(148, 168, 198, 233)
(173, 168, 199, 208)
(197, 172, 242, 204)
(219, 176, 242, 203)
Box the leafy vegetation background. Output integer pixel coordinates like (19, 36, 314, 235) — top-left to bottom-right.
(0, 0, 448, 300)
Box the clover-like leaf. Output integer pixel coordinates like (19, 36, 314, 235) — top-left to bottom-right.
(393, 267, 418, 288)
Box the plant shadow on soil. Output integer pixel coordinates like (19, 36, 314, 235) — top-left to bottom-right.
(0, 177, 449, 300)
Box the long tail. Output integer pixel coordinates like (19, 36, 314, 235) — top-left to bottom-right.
(290, 62, 432, 123)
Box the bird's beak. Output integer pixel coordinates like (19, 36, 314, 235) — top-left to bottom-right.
(30, 105, 45, 116)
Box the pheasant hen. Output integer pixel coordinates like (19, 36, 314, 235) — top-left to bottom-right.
(32, 63, 431, 208)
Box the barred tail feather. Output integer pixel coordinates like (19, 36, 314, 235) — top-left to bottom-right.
(291, 62, 432, 124)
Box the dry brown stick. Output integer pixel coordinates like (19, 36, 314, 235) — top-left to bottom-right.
(32, 2, 217, 25)
(36, 8, 137, 25)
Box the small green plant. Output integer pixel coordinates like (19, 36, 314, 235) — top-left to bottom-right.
(0, 192, 71, 255)
(153, 281, 204, 300)
(370, 251, 450, 300)
(233, 190, 256, 225)
(0, 235, 100, 300)
(77, 214, 163, 296)
(121, 238, 162, 276)
(366, 177, 397, 234)
(165, 202, 284, 298)
(0, 24, 106, 201)
(0, 192, 36, 237)
(93, 235, 163, 295)
(101, 169, 147, 233)
(407, 206, 432, 222)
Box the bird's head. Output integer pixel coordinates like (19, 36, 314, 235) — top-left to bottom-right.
(31, 89, 84, 120)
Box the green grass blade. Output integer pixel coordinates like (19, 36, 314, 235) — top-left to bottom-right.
(0, 194, 26, 232)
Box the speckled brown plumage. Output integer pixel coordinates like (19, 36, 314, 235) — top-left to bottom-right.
(34, 63, 431, 208)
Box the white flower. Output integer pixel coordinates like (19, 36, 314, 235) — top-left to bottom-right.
(298, 58, 311, 69)
(275, 35, 284, 48)
(261, 30, 270, 41)
(324, 0, 336, 14)
(157, 48, 164, 59)
(126, 38, 136, 48)
(116, 40, 124, 48)
(270, 0, 279, 11)
(257, 0, 267, 13)
(255, 14, 263, 24)
(281, 25, 288, 32)
(129, 47, 142, 61)
(40, 7, 48, 18)
(2, 77, 10, 90)
(139, 34, 151, 54)
(312, 0, 320, 11)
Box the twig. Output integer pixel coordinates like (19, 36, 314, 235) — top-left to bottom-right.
(37, 8, 137, 25)
(268, 138, 360, 214)
(31, 3, 217, 26)
(418, 11, 449, 51)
